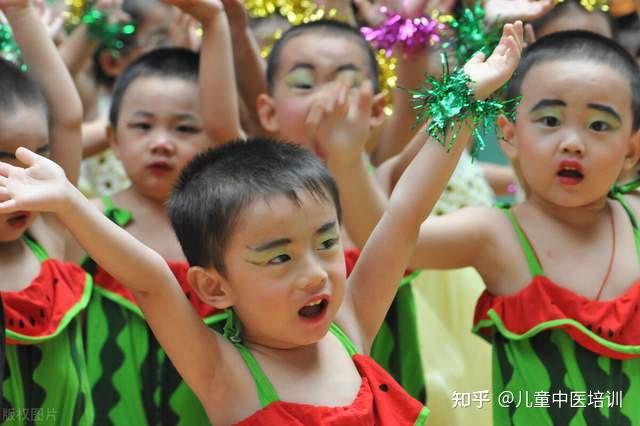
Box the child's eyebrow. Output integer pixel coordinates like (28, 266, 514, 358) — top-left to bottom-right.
(317, 221, 337, 234)
(132, 111, 154, 118)
(249, 238, 292, 252)
(530, 99, 566, 112)
(335, 64, 361, 73)
(288, 63, 314, 73)
(587, 103, 621, 122)
(173, 113, 197, 121)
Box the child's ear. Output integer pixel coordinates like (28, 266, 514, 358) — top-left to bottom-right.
(97, 50, 127, 79)
(369, 92, 387, 128)
(497, 114, 518, 160)
(623, 129, 640, 172)
(187, 266, 234, 310)
(256, 93, 280, 134)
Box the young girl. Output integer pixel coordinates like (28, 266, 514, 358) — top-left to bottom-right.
(72, 0, 243, 423)
(335, 29, 640, 424)
(0, 22, 524, 425)
(0, 0, 91, 423)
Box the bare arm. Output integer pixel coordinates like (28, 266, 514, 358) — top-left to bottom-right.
(0, 148, 221, 398)
(224, 0, 268, 133)
(344, 22, 525, 347)
(4, 2, 83, 184)
(165, 0, 244, 144)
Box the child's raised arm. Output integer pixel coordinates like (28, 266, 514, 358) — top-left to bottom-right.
(341, 22, 524, 347)
(0, 149, 221, 398)
(164, 0, 245, 144)
(2, 0, 83, 184)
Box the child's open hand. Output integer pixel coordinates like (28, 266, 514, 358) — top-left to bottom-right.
(484, 0, 554, 24)
(0, 148, 72, 214)
(161, 0, 222, 24)
(305, 79, 374, 165)
(463, 20, 524, 100)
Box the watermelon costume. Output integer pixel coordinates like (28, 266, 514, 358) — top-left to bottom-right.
(228, 321, 429, 425)
(2, 235, 94, 425)
(344, 249, 426, 402)
(83, 196, 227, 425)
(473, 197, 640, 425)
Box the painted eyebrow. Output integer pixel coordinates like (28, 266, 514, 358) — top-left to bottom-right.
(248, 222, 337, 252)
(288, 63, 314, 73)
(587, 103, 621, 122)
(317, 221, 337, 234)
(249, 238, 291, 252)
(530, 99, 566, 112)
(336, 64, 361, 73)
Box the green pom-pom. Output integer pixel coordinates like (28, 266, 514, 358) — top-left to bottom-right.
(448, 2, 502, 66)
(82, 8, 137, 54)
(0, 24, 27, 72)
(410, 53, 520, 159)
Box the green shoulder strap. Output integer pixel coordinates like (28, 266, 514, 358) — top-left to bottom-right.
(499, 206, 544, 277)
(329, 323, 359, 357)
(22, 233, 49, 262)
(101, 195, 133, 227)
(232, 343, 280, 408)
(609, 184, 640, 262)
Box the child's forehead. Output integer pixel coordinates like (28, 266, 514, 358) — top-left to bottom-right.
(277, 33, 370, 75)
(120, 76, 200, 112)
(521, 59, 631, 104)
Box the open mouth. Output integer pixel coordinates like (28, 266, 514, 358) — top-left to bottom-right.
(557, 168, 584, 184)
(7, 212, 31, 229)
(298, 298, 329, 319)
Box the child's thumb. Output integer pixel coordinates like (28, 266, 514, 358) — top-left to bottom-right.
(15, 147, 39, 167)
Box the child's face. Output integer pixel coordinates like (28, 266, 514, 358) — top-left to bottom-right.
(258, 33, 383, 155)
(110, 76, 210, 201)
(223, 191, 345, 348)
(500, 59, 639, 208)
(0, 105, 48, 242)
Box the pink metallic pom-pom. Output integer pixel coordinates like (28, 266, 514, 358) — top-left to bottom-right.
(361, 7, 444, 57)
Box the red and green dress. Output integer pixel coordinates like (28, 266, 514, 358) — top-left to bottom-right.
(474, 199, 640, 425)
(2, 235, 94, 425)
(345, 249, 426, 403)
(228, 321, 429, 425)
(83, 196, 227, 425)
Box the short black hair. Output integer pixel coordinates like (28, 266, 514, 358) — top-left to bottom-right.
(266, 19, 379, 93)
(109, 47, 199, 128)
(506, 30, 640, 130)
(167, 138, 342, 275)
(0, 58, 48, 119)
(531, 0, 614, 36)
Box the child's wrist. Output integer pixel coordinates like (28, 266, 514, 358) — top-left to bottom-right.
(410, 56, 519, 158)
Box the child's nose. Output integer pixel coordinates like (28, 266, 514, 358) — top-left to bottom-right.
(559, 132, 585, 156)
(297, 257, 328, 293)
(149, 131, 175, 154)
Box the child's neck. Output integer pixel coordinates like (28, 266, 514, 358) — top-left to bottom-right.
(122, 186, 169, 213)
(525, 193, 609, 229)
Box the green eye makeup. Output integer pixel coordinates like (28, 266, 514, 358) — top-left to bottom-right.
(285, 69, 315, 89)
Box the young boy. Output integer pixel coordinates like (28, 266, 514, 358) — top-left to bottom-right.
(0, 22, 524, 424)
